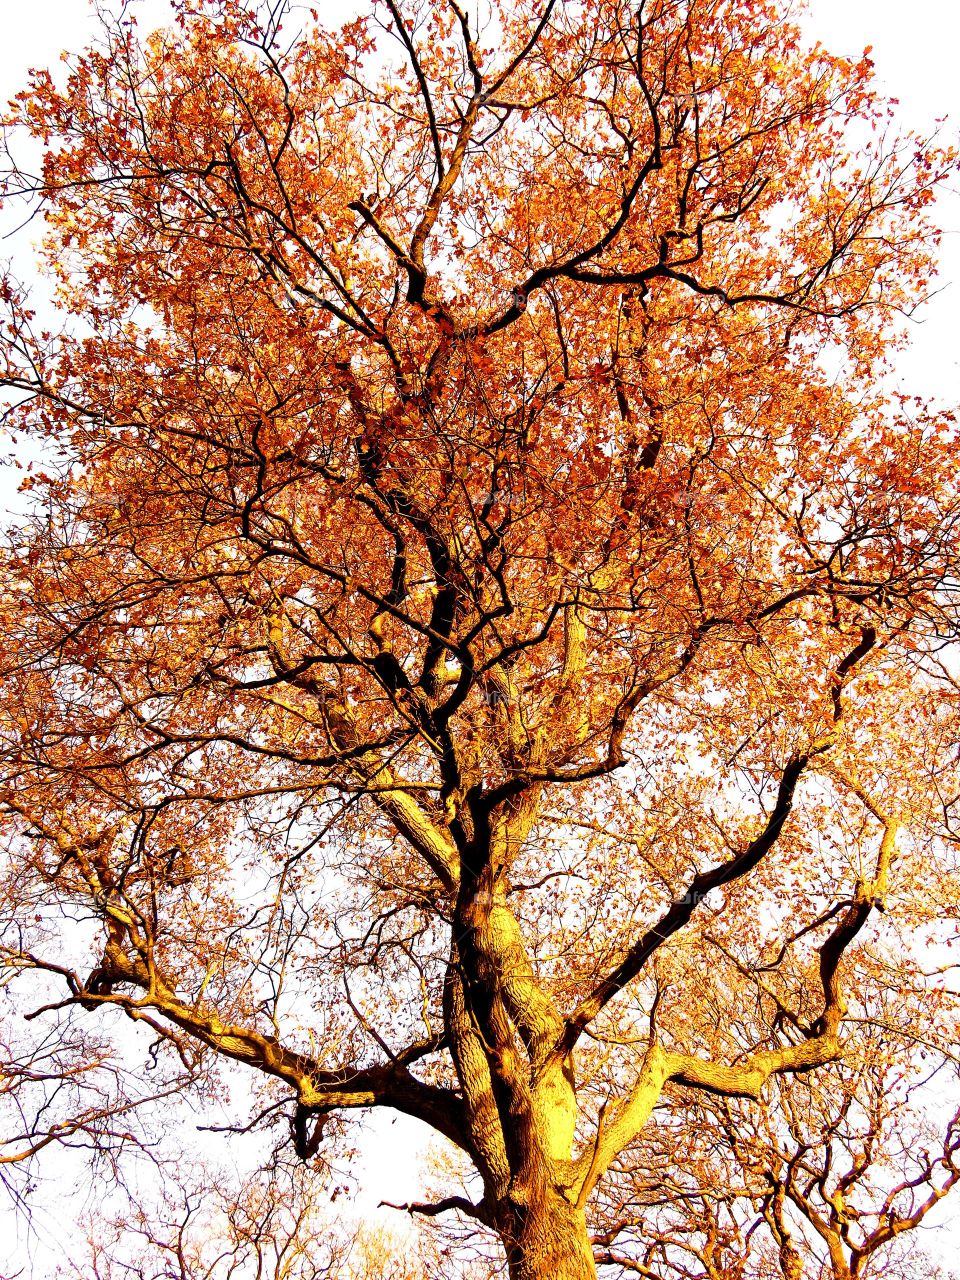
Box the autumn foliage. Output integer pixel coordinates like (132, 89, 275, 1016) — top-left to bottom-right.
(1, 1, 960, 1276)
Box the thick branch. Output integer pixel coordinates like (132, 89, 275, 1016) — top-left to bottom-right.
(561, 751, 816, 1053)
(573, 880, 880, 1202)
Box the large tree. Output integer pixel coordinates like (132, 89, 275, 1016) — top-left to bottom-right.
(2, 1, 959, 1276)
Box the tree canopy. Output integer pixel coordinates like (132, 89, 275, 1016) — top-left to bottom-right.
(1, 1, 959, 1277)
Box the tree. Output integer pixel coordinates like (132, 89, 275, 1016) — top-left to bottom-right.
(1, 0, 959, 1275)
(59, 1157, 478, 1280)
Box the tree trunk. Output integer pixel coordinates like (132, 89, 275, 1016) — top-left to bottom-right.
(502, 1192, 597, 1280)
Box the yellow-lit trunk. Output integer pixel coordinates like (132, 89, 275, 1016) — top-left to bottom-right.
(503, 1193, 597, 1280)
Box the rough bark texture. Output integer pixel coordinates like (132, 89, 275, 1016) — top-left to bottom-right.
(503, 1196, 597, 1280)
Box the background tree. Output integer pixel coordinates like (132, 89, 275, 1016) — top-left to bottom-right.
(1, 0, 959, 1276)
(49, 1149, 491, 1280)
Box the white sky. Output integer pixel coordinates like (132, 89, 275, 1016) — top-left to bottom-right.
(1, 0, 960, 1273)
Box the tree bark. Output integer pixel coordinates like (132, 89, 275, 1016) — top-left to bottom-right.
(501, 1193, 597, 1280)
